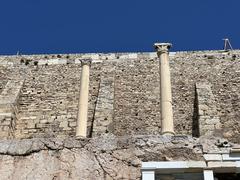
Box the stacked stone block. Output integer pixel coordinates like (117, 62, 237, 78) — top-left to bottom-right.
(196, 82, 221, 136)
(0, 79, 24, 138)
(92, 60, 115, 136)
(0, 66, 11, 94)
(113, 57, 161, 136)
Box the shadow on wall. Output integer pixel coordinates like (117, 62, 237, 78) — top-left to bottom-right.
(192, 86, 199, 137)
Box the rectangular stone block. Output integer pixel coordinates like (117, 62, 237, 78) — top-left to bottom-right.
(204, 154, 222, 161)
(1, 120, 11, 126)
(186, 161, 207, 168)
(59, 121, 68, 128)
(47, 59, 59, 65)
(128, 53, 138, 59)
(28, 129, 37, 133)
(26, 122, 35, 129)
(222, 154, 240, 161)
(205, 118, 220, 125)
(40, 119, 48, 124)
(69, 122, 77, 127)
(62, 127, 71, 131)
(142, 161, 188, 169)
(36, 123, 47, 128)
(208, 161, 237, 168)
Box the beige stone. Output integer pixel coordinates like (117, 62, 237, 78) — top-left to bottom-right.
(208, 161, 237, 168)
(76, 59, 92, 137)
(154, 43, 174, 135)
(203, 154, 222, 161)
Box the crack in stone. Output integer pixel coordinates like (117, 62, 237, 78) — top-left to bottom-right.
(94, 153, 115, 179)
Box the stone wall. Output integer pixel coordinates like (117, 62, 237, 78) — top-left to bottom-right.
(113, 57, 161, 136)
(0, 50, 239, 142)
(14, 63, 102, 138)
(171, 51, 240, 142)
(0, 66, 11, 94)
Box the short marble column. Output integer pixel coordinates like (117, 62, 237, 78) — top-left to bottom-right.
(76, 59, 92, 137)
(154, 43, 175, 135)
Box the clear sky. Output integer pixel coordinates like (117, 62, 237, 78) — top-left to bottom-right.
(0, 0, 239, 55)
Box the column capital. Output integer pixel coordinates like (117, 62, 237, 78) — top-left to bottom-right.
(80, 59, 92, 66)
(154, 43, 172, 55)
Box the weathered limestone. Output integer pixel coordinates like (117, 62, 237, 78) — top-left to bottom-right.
(196, 82, 221, 136)
(0, 79, 24, 139)
(76, 59, 92, 137)
(0, 135, 233, 180)
(154, 43, 174, 135)
(92, 75, 114, 136)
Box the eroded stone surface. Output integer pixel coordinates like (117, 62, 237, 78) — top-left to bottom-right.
(0, 135, 237, 180)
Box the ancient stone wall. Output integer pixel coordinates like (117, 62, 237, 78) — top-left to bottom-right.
(171, 51, 240, 142)
(0, 50, 239, 142)
(113, 57, 161, 136)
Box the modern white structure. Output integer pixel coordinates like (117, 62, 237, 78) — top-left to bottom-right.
(142, 151, 240, 180)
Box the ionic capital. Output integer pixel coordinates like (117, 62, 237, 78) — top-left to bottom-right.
(154, 43, 172, 56)
(80, 59, 92, 66)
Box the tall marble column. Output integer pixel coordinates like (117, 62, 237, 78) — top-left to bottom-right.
(154, 43, 175, 135)
(76, 59, 92, 137)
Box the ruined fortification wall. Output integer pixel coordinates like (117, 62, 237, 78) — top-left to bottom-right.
(0, 50, 239, 142)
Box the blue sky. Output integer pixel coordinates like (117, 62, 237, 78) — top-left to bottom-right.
(0, 0, 239, 55)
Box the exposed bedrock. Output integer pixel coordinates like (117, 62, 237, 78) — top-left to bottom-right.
(0, 134, 236, 180)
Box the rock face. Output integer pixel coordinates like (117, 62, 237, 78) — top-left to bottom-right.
(0, 135, 232, 180)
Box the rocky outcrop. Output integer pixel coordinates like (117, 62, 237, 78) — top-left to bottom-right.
(0, 135, 235, 180)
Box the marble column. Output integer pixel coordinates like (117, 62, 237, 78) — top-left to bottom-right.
(154, 43, 175, 135)
(76, 59, 92, 137)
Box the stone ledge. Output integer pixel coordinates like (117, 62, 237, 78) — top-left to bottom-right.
(208, 161, 237, 168)
(204, 154, 222, 161)
(222, 153, 240, 161)
(0, 135, 235, 158)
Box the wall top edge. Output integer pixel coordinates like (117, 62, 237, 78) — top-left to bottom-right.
(0, 49, 240, 67)
(0, 49, 240, 58)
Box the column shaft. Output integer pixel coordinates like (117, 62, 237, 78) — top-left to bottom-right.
(76, 61, 91, 137)
(154, 43, 174, 135)
(160, 52, 174, 135)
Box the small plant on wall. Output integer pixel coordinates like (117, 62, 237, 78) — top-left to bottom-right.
(34, 61, 38, 66)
